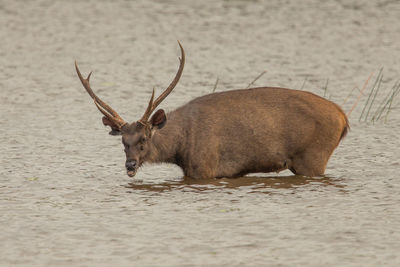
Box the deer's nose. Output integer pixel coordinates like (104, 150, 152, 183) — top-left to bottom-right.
(125, 160, 137, 170)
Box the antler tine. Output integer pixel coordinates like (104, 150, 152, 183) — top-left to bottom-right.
(150, 41, 185, 113)
(75, 61, 126, 127)
(94, 100, 119, 125)
(139, 88, 155, 124)
(75, 61, 119, 117)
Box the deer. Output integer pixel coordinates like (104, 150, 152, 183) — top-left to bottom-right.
(75, 42, 349, 179)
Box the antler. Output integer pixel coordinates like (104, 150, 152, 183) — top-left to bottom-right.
(75, 61, 127, 129)
(139, 41, 185, 123)
(139, 88, 155, 123)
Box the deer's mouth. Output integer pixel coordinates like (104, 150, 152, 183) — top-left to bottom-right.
(127, 169, 137, 177)
(126, 160, 143, 177)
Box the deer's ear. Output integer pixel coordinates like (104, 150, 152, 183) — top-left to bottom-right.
(150, 109, 167, 130)
(102, 116, 122, 136)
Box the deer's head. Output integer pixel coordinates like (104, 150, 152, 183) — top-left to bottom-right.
(75, 42, 185, 177)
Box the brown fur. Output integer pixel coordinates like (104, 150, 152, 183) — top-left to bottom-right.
(124, 87, 349, 178)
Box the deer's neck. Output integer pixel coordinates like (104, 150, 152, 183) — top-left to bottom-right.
(147, 112, 185, 166)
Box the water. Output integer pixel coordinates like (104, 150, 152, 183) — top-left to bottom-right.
(1, 0, 400, 266)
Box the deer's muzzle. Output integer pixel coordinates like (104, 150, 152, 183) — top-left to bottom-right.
(125, 160, 137, 177)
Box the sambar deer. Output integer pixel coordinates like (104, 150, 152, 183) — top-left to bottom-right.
(76, 42, 349, 179)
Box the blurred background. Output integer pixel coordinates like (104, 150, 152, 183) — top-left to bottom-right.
(1, 0, 400, 266)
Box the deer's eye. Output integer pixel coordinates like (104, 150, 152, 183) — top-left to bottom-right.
(140, 145, 144, 151)
(141, 137, 147, 143)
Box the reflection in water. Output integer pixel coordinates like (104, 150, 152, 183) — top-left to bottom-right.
(124, 175, 345, 193)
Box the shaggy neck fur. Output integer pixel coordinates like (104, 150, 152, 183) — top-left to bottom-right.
(146, 111, 185, 166)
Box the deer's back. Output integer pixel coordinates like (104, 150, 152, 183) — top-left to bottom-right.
(176, 87, 346, 134)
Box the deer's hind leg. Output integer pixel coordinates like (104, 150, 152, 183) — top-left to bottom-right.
(289, 148, 332, 177)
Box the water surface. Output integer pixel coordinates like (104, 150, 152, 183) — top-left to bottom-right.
(1, 0, 400, 266)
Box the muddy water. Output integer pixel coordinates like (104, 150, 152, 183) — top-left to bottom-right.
(1, 0, 400, 266)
